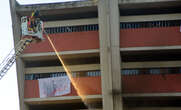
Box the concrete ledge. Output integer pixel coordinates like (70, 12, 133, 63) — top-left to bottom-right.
(120, 46, 181, 52)
(25, 64, 100, 74)
(25, 61, 181, 74)
(16, 0, 97, 16)
(119, 0, 180, 4)
(21, 49, 99, 61)
(16, 0, 181, 16)
(25, 95, 102, 105)
(119, 0, 181, 9)
(24, 93, 181, 105)
(125, 107, 181, 110)
(123, 93, 181, 97)
(43, 13, 181, 28)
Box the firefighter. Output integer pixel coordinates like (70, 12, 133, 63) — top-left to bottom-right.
(28, 10, 40, 32)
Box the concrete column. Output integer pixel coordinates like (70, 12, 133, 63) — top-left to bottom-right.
(9, 0, 29, 110)
(98, 0, 123, 110)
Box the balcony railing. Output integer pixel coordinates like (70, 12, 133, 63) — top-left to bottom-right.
(45, 24, 99, 34)
(44, 20, 181, 34)
(120, 20, 181, 29)
(25, 71, 101, 80)
(25, 68, 181, 80)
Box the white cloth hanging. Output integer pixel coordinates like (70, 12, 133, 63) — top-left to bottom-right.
(38, 76, 71, 98)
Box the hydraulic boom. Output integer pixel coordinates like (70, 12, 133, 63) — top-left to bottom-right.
(0, 38, 33, 80)
(0, 10, 44, 80)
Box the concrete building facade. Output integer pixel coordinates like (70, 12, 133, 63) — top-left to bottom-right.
(10, 0, 181, 110)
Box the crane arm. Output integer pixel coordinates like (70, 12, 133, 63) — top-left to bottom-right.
(0, 38, 33, 80)
(0, 10, 44, 80)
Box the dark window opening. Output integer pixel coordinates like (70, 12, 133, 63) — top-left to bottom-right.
(45, 24, 99, 34)
(25, 67, 181, 80)
(122, 68, 181, 76)
(25, 70, 101, 80)
(120, 20, 181, 29)
(25, 57, 100, 68)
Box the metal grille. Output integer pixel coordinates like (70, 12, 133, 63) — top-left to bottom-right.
(25, 71, 101, 80)
(121, 68, 181, 76)
(44, 20, 181, 34)
(25, 68, 181, 80)
(120, 20, 181, 29)
(45, 24, 99, 34)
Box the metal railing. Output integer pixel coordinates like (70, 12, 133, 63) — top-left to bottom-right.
(122, 68, 181, 76)
(45, 24, 99, 34)
(120, 20, 181, 29)
(44, 20, 181, 34)
(25, 70, 101, 80)
(25, 68, 181, 80)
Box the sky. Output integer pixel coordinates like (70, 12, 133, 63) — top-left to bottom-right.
(0, 0, 79, 110)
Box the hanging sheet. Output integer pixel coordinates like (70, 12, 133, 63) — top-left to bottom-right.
(38, 76, 70, 98)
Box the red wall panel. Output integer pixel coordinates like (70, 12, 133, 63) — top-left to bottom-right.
(122, 74, 181, 93)
(24, 80, 39, 98)
(120, 27, 181, 47)
(24, 31, 99, 53)
(24, 76, 102, 98)
(25, 74, 181, 98)
(24, 27, 181, 54)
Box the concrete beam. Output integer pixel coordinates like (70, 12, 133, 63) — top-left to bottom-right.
(76, 108, 181, 110)
(98, 0, 123, 110)
(9, 0, 28, 110)
(76, 109, 102, 110)
(21, 49, 99, 61)
(119, 0, 180, 4)
(25, 95, 102, 105)
(120, 13, 181, 22)
(16, 0, 181, 17)
(125, 107, 181, 110)
(120, 46, 181, 52)
(25, 64, 100, 74)
(119, 0, 181, 9)
(44, 18, 98, 28)
(44, 13, 181, 28)
(123, 93, 181, 98)
(16, 0, 97, 16)
(119, 0, 181, 5)
(25, 107, 181, 110)
(123, 61, 181, 69)
(25, 61, 181, 74)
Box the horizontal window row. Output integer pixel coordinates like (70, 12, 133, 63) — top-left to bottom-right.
(122, 68, 181, 75)
(25, 71, 101, 80)
(25, 68, 181, 80)
(44, 20, 181, 34)
(45, 24, 99, 34)
(120, 20, 181, 29)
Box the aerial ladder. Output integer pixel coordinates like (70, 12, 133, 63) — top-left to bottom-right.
(0, 10, 44, 80)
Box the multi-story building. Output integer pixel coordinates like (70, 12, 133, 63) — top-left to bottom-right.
(10, 0, 181, 110)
